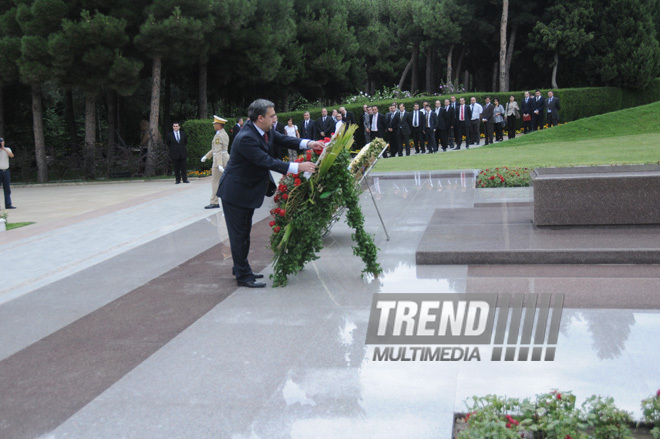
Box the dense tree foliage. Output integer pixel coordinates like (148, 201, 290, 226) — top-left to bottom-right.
(0, 0, 657, 181)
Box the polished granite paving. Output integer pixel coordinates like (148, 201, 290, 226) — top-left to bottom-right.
(1, 172, 658, 439)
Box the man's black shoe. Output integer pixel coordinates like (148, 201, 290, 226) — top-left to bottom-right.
(183, 180, 190, 183)
(237, 280, 266, 288)
(175, 181, 181, 184)
(253, 273, 265, 279)
(204, 204, 220, 209)
(6, 206, 16, 209)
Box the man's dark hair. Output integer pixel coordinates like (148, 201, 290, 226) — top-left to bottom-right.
(248, 99, 275, 121)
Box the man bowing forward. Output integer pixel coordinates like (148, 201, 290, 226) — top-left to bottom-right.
(217, 99, 322, 288)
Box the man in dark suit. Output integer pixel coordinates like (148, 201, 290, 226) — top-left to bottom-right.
(453, 97, 471, 150)
(164, 122, 189, 184)
(339, 107, 356, 126)
(231, 118, 243, 138)
(299, 111, 317, 140)
(410, 103, 424, 153)
(217, 99, 322, 288)
(272, 115, 286, 158)
(386, 104, 400, 157)
(546, 90, 560, 127)
(449, 95, 459, 148)
(369, 105, 386, 142)
(532, 89, 545, 131)
(422, 103, 438, 153)
(316, 108, 334, 140)
(442, 99, 454, 151)
(520, 91, 533, 134)
(397, 103, 412, 156)
(481, 97, 495, 145)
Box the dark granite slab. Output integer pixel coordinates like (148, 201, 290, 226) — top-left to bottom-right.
(531, 165, 660, 226)
(416, 205, 660, 265)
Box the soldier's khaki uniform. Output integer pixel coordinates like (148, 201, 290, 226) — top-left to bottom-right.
(204, 129, 230, 205)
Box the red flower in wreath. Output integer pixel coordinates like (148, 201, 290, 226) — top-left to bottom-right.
(282, 193, 288, 200)
(273, 226, 280, 233)
(279, 209, 286, 217)
(294, 178, 302, 186)
(269, 221, 276, 227)
(306, 150, 312, 161)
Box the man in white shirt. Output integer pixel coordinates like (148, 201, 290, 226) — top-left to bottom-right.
(0, 137, 15, 209)
(469, 97, 483, 148)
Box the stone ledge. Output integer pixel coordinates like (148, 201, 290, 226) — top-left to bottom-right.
(531, 164, 660, 226)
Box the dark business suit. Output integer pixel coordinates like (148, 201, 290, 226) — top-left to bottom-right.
(546, 96, 560, 127)
(386, 111, 400, 157)
(532, 96, 545, 131)
(369, 112, 386, 141)
(217, 120, 304, 283)
(520, 97, 533, 133)
(410, 109, 424, 153)
(454, 104, 471, 149)
(422, 110, 438, 153)
(449, 102, 459, 147)
(165, 130, 188, 183)
(437, 107, 449, 151)
(231, 123, 242, 138)
(316, 115, 334, 140)
(397, 110, 412, 156)
(299, 118, 317, 140)
(343, 111, 356, 126)
(481, 103, 495, 145)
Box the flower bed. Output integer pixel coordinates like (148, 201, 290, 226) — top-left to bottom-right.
(268, 125, 382, 287)
(455, 389, 660, 439)
(477, 166, 531, 188)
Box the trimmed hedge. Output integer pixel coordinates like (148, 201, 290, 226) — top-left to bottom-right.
(182, 79, 660, 164)
(182, 118, 237, 171)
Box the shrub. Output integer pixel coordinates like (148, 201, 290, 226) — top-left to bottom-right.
(477, 167, 531, 188)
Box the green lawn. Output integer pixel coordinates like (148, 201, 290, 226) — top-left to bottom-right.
(6, 222, 35, 230)
(374, 101, 660, 172)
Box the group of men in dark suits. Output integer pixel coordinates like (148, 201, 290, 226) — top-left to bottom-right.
(364, 96, 473, 155)
(520, 89, 561, 133)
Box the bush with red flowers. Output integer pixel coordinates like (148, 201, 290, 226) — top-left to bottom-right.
(477, 166, 531, 188)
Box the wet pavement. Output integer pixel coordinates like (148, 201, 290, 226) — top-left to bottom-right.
(0, 172, 658, 439)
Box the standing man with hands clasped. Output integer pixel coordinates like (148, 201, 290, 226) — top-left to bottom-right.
(165, 122, 189, 184)
(217, 99, 323, 288)
(201, 115, 230, 209)
(0, 137, 15, 209)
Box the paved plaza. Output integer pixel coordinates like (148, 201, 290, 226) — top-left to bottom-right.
(1, 173, 659, 438)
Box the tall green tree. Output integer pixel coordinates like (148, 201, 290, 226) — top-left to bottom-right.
(15, 0, 69, 182)
(49, 10, 142, 178)
(530, 0, 595, 89)
(292, 0, 359, 102)
(585, 0, 660, 89)
(135, 2, 204, 176)
(0, 1, 20, 136)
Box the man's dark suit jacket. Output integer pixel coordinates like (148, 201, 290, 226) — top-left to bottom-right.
(532, 96, 545, 114)
(343, 111, 356, 126)
(422, 111, 438, 134)
(231, 123, 242, 138)
(272, 122, 286, 135)
(165, 130, 188, 159)
(455, 104, 472, 123)
(316, 115, 334, 139)
(398, 111, 411, 136)
(369, 113, 387, 137)
(217, 120, 302, 209)
(521, 98, 533, 115)
(299, 119, 317, 140)
(546, 97, 560, 114)
(445, 106, 455, 128)
(481, 103, 495, 123)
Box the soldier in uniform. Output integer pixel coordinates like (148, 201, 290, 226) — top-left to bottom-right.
(201, 115, 230, 209)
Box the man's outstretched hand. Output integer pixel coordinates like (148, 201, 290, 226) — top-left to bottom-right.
(308, 141, 325, 154)
(298, 162, 316, 173)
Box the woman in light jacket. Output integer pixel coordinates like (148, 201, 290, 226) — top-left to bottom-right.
(505, 95, 520, 139)
(493, 98, 506, 142)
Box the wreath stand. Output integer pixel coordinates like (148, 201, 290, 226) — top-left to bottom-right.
(323, 143, 390, 241)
